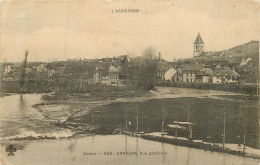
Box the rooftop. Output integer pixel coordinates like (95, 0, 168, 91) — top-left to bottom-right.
(194, 33, 204, 44)
(182, 64, 203, 71)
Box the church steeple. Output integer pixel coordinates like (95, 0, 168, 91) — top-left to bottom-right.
(193, 32, 204, 57)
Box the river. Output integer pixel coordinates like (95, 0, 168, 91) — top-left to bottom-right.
(0, 94, 73, 140)
(0, 94, 259, 165)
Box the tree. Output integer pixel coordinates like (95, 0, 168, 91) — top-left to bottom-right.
(138, 47, 159, 90)
(124, 47, 159, 90)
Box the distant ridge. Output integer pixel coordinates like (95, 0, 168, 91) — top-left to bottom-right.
(224, 40, 259, 60)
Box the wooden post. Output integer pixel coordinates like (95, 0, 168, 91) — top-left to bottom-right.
(91, 111, 94, 124)
(136, 103, 139, 132)
(223, 111, 226, 148)
(125, 110, 128, 130)
(147, 121, 150, 135)
(161, 116, 164, 137)
(187, 105, 192, 139)
(189, 125, 192, 139)
(257, 78, 259, 96)
(161, 94, 165, 137)
(175, 126, 178, 139)
(243, 131, 246, 153)
(188, 110, 190, 132)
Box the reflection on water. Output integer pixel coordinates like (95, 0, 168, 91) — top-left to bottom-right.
(187, 148, 190, 165)
(5, 135, 259, 165)
(125, 135, 127, 152)
(162, 142, 165, 164)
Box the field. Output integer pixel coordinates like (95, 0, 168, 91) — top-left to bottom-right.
(69, 95, 259, 149)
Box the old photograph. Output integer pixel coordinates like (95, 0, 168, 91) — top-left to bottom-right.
(0, 0, 259, 164)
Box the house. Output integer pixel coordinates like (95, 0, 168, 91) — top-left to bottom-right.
(208, 58, 229, 69)
(240, 57, 247, 66)
(229, 56, 242, 68)
(164, 67, 177, 81)
(240, 57, 253, 67)
(157, 62, 171, 80)
(93, 66, 109, 84)
(212, 67, 240, 84)
(173, 64, 214, 83)
(108, 65, 122, 85)
(181, 64, 203, 82)
(195, 68, 213, 83)
(3, 64, 14, 75)
(245, 57, 252, 64)
(173, 70, 183, 82)
(36, 63, 47, 72)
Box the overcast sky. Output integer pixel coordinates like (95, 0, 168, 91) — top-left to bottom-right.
(0, 0, 259, 62)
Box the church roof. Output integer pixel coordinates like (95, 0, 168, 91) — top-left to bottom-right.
(194, 33, 204, 44)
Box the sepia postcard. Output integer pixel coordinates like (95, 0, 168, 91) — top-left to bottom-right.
(0, 0, 259, 164)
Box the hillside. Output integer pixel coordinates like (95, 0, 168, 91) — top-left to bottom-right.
(224, 40, 259, 62)
(223, 41, 259, 83)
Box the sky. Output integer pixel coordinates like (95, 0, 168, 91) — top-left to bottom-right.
(0, 0, 259, 62)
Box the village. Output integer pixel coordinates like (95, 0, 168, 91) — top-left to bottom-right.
(1, 33, 259, 94)
(0, 0, 259, 164)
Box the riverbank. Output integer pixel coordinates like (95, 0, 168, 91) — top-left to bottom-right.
(140, 133, 260, 160)
(20, 87, 260, 160)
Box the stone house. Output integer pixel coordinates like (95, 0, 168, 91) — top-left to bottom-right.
(181, 64, 203, 82)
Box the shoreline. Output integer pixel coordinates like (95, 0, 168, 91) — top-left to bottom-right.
(119, 130, 260, 160)
(140, 134, 260, 160)
(55, 118, 260, 160)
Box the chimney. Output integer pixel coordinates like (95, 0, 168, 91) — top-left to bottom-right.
(158, 52, 162, 62)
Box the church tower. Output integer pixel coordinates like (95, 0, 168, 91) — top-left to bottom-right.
(193, 33, 204, 57)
